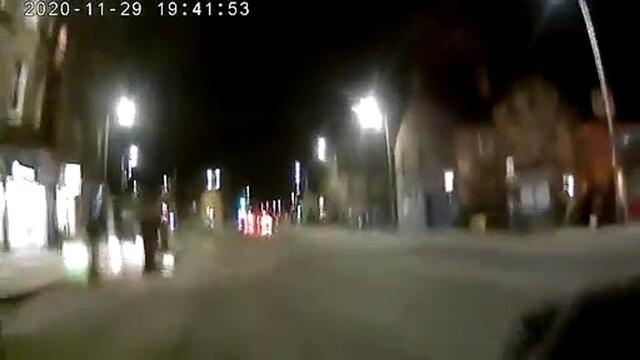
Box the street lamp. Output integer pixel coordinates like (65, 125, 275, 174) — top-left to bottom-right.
(116, 95, 136, 128)
(352, 94, 397, 226)
(550, 0, 626, 222)
(352, 96, 383, 131)
(105, 95, 136, 182)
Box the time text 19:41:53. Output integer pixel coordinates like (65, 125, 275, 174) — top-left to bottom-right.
(157, 1, 249, 16)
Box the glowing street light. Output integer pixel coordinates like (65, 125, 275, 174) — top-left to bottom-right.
(116, 95, 136, 128)
(351, 93, 397, 225)
(352, 95, 383, 132)
(105, 95, 136, 188)
(316, 136, 327, 162)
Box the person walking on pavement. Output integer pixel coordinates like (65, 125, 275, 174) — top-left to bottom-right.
(138, 187, 161, 273)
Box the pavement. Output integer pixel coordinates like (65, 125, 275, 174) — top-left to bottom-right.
(3, 225, 640, 359)
(0, 251, 65, 300)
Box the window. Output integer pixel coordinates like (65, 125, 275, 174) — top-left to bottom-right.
(9, 61, 28, 121)
(520, 180, 550, 213)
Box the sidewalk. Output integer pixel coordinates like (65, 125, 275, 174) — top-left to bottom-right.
(0, 251, 65, 300)
(286, 223, 640, 256)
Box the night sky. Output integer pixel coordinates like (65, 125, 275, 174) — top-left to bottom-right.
(84, 0, 639, 203)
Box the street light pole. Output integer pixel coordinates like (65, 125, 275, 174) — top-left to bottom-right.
(577, 0, 626, 223)
(352, 95, 397, 227)
(383, 115, 397, 227)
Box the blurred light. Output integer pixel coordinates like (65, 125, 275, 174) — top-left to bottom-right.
(206, 168, 214, 191)
(237, 197, 247, 232)
(444, 169, 455, 194)
(296, 204, 302, 223)
(317, 136, 327, 162)
(617, 168, 626, 204)
(169, 211, 176, 231)
(116, 96, 136, 127)
(122, 235, 144, 269)
(58, 164, 80, 236)
(129, 145, 139, 168)
(11, 161, 35, 182)
(63, 163, 82, 196)
(206, 206, 215, 230)
(161, 252, 175, 277)
(277, 198, 282, 215)
(272, 200, 277, 213)
(162, 174, 169, 193)
(6, 177, 47, 249)
(132, 180, 138, 197)
(506, 156, 515, 181)
(107, 235, 122, 276)
(162, 253, 175, 268)
(214, 168, 221, 190)
(290, 191, 295, 207)
(319, 196, 326, 221)
(246, 185, 251, 206)
(562, 174, 575, 198)
(260, 211, 273, 236)
(246, 211, 255, 235)
(294, 161, 301, 195)
(352, 96, 383, 131)
(62, 240, 89, 275)
(161, 202, 168, 222)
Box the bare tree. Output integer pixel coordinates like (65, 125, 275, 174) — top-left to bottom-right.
(492, 77, 575, 172)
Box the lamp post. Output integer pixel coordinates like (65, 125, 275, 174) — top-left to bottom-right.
(549, 0, 626, 222)
(351, 95, 396, 227)
(575, 0, 626, 223)
(105, 95, 136, 183)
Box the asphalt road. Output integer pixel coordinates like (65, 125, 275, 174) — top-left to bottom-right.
(4, 225, 640, 359)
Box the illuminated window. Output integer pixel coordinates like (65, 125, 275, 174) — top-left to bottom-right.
(444, 169, 454, 194)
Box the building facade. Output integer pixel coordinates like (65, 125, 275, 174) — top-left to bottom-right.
(394, 96, 458, 231)
(1, 1, 82, 250)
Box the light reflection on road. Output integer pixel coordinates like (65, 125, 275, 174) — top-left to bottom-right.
(61, 234, 170, 281)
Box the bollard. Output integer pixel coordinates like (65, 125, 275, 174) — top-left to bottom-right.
(470, 213, 487, 233)
(589, 214, 598, 231)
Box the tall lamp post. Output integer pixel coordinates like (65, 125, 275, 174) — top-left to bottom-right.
(105, 95, 136, 182)
(575, 0, 626, 223)
(550, 0, 626, 222)
(351, 95, 396, 227)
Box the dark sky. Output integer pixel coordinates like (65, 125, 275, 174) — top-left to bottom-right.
(87, 0, 639, 202)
